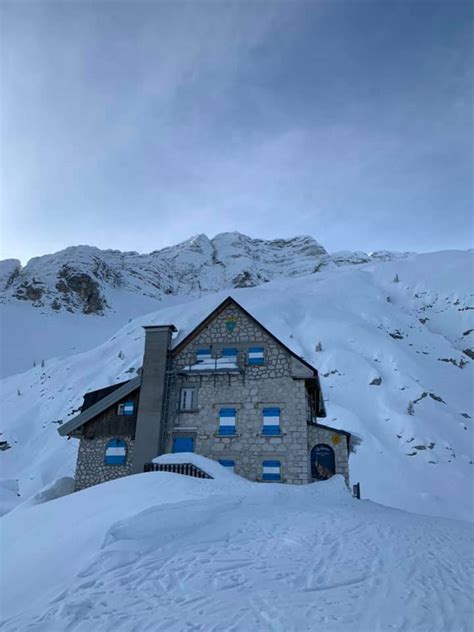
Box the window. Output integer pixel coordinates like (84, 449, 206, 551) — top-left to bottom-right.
(248, 347, 264, 365)
(117, 401, 134, 416)
(263, 460, 281, 481)
(104, 438, 127, 465)
(218, 408, 237, 435)
(262, 407, 281, 435)
(219, 459, 235, 472)
(221, 347, 238, 362)
(180, 387, 196, 411)
(196, 348, 212, 362)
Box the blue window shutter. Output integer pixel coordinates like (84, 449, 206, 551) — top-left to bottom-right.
(123, 401, 134, 416)
(222, 348, 238, 361)
(263, 460, 281, 481)
(219, 408, 236, 435)
(219, 459, 235, 471)
(104, 438, 127, 465)
(196, 348, 212, 361)
(262, 407, 281, 435)
(248, 347, 264, 365)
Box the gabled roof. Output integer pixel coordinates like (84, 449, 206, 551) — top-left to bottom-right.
(58, 376, 141, 437)
(172, 296, 320, 377)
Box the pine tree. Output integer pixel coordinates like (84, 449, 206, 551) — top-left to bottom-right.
(41, 359, 45, 369)
(393, 274, 400, 283)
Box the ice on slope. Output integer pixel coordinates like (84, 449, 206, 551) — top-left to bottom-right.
(1, 460, 472, 631)
(0, 251, 472, 521)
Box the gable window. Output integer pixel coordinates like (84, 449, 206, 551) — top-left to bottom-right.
(219, 459, 235, 472)
(196, 348, 212, 363)
(262, 407, 281, 435)
(218, 408, 237, 435)
(180, 387, 196, 411)
(248, 347, 264, 365)
(263, 460, 281, 481)
(117, 401, 134, 416)
(221, 347, 238, 363)
(104, 438, 127, 465)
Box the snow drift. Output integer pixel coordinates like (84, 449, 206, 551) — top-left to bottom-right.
(1, 457, 472, 631)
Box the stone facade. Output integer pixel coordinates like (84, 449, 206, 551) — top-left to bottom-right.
(73, 391, 139, 491)
(74, 436, 135, 491)
(166, 304, 313, 484)
(69, 299, 350, 490)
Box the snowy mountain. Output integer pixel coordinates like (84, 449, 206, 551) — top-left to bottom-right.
(0, 233, 413, 315)
(1, 247, 473, 523)
(1, 458, 472, 631)
(0, 233, 414, 377)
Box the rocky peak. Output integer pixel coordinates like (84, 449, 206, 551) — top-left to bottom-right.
(0, 233, 413, 314)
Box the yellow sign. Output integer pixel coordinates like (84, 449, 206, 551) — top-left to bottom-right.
(332, 435, 341, 445)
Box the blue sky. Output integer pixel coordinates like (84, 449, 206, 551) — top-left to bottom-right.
(1, 0, 472, 264)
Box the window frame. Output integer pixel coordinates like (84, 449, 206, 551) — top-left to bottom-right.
(179, 387, 196, 411)
(262, 460, 281, 481)
(218, 407, 237, 436)
(104, 438, 128, 466)
(262, 407, 281, 435)
(248, 346, 265, 365)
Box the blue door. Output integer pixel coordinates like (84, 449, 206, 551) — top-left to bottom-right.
(172, 436, 194, 453)
(311, 444, 335, 480)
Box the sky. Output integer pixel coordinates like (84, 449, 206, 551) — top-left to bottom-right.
(1, 0, 472, 264)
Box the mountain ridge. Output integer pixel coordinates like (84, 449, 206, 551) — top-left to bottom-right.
(0, 232, 414, 315)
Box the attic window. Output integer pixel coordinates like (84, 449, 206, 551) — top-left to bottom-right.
(221, 348, 238, 362)
(196, 348, 212, 362)
(117, 401, 134, 416)
(104, 438, 127, 465)
(248, 347, 264, 365)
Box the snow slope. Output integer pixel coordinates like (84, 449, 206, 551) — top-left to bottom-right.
(1, 250, 472, 522)
(0, 232, 413, 377)
(1, 459, 472, 631)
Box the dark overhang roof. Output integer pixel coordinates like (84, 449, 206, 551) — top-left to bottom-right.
(58, 376, 141, 437)
(81, 380, 132, 412)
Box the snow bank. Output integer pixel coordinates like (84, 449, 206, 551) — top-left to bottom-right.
(1, 471, 472, 631)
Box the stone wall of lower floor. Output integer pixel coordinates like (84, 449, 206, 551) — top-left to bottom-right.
(72, 427, 349, 490)
(74, 436, 135, 491)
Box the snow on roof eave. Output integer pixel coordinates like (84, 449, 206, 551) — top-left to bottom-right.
(58, 376, 141, 437)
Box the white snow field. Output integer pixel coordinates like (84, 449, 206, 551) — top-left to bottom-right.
(1, 250, 473, 522)
(1, 456, 473, 632)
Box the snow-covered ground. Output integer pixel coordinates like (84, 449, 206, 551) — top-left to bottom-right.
(1, 456, 472, 632)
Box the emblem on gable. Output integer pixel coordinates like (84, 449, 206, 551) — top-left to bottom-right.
(225, 317, 237, 333)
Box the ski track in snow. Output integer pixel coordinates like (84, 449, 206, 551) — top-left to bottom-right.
(1, 473, 472, 632)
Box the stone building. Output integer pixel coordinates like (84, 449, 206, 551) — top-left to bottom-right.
(59, 297, 351, 491)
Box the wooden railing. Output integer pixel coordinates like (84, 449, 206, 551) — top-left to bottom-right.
(144, 462, 213, 479)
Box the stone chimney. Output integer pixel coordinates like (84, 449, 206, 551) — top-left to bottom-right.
(132, 324, 177, 474)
